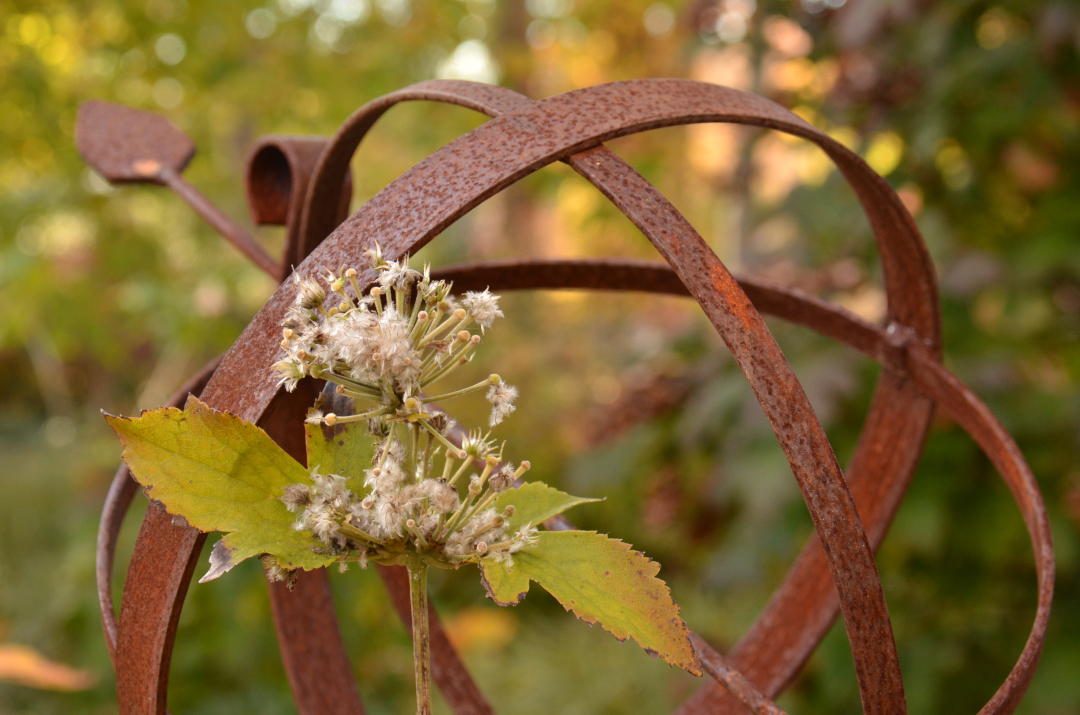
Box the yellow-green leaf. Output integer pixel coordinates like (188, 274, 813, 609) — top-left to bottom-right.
(304, 420, 374, 494)
(491, 481, 600, 532)
(479, 552, 532, 606)
(479, 531, 701, 675)
(105, 395, 335, 579)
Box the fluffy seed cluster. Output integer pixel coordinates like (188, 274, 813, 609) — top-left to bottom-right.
(265, 248, 537, 582)
(273, 248, 517, 429)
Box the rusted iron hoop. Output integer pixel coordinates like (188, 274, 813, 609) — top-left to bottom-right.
(103, 78, 1054, 715)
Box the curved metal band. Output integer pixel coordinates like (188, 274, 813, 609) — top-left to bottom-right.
(244, 135, 353, 280)
(98, 358, 220, 666)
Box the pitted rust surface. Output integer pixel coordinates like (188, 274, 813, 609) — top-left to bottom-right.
(87, 79, 1052, 715)
(76, 101, 195, 184)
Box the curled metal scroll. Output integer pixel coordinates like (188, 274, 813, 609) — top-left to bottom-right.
(90, 79, 1053, 715)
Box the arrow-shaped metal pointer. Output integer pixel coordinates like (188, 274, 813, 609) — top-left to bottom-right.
(76, 101, 280, 278)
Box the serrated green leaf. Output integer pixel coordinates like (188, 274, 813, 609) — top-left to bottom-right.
(105, 395, 336, 579)
(491, 481, 600, 532)
(479, 531, 701, 675)
(304, 420, 374, 495)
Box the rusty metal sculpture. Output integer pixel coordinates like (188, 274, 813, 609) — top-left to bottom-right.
(78, 79, 1054, 715)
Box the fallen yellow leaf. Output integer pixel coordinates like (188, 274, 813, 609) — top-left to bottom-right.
(0, 644, 96, 691)
(443, 607, 517, 654)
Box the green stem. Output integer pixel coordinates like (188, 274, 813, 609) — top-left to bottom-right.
(460, 490, 499, 528)
(332, 405, 392, 424)
(420, 377, 494, 403)
(440, 490, 477, 540)
(338, 521, 386, 548)
(408, 287, 424, 330)
(407, 559, 431, 715)
(418, 417, 464, 458)
(321, 371, 382, 398)
(347, 273, 363, 306)
(420, 345, 477, 388)
(406, 423, 418, 483)
(418, 313, 458, 348)
(420, 431, 435, 481)
(447, 455, 473, 487)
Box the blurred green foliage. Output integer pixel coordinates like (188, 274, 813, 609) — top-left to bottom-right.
(2, 0, 1079, 713)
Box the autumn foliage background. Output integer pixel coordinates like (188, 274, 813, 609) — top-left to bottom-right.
(2, 0, 1080, 713)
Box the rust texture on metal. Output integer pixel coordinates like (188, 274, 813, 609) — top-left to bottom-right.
(245, 136, 354, 279)
(85, 78, 1053, 715)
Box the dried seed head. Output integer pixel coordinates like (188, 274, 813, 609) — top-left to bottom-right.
(488, 465, 514, 493)
(486, 382, 518, 427)
(281, 484, 312, 512)
(262, 556, 290, 583)
(428, 412, 451, 433)
(428, 480, 460, 513)
(293, 275, 326, 310)
(461, 290, 503, 331)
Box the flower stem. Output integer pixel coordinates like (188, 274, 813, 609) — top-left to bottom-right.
(407, 559, 432, 715)
(418, 417, 465, 457)
(420, 376, 494, 403)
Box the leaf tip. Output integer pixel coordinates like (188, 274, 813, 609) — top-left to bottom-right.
(102, 410, 131, 433)
(199, 539, 239, 583)
(184, 393, 209, 413)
